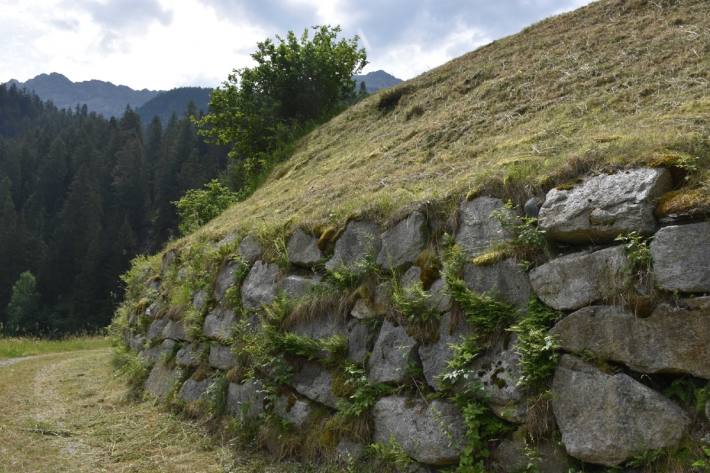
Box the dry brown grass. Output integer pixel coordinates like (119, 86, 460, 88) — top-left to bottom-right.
(170, 0, 708, 251)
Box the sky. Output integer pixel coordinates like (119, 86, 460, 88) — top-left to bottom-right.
(1, 0, 593, 91)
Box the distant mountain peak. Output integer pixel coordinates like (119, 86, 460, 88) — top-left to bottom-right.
(354, 70, 402, 93)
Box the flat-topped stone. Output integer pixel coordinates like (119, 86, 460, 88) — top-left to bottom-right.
(539, 168, 671, 242)
(241, 261, 280, 310)
(551, 303, 710, 379)
(529, 246, 629, 311)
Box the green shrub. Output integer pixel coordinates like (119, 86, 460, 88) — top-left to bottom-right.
(174, 179, 239, 235)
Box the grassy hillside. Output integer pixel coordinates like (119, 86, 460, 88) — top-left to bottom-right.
(186, 0, 709, 246)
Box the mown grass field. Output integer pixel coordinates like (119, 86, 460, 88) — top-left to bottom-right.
(176, 0, 708, 250)
(0, 336, 110, 359)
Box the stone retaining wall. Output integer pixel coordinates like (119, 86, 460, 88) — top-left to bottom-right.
(117, 167, 709, 472)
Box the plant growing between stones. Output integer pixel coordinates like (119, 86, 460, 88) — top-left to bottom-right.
(473, 201, 548, 268)
(366, 437, 414, 472)
(508, 298, 562, 391)
(391, 273, 441, 343)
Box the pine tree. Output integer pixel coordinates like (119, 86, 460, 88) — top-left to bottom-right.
(5, 271, 41, 335)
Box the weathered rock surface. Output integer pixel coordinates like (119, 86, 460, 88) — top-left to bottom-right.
(373, 396, 465, 465)
(162, 319, 189, 341)
(325, 221, 381, 271)
(529, 246, 628, 310)
(239, 235, 262, 264)
(552, 355, 690, 466)
(538, 168, 671, 242)
(335, 439, 365, 463)
(427, 278, 451, 313)
(147, 318, 169, 341)
(274, 396, 312, 428)
(126, 332, 145, 352)
(287, 229, 322, 265)
(192, 290, 208, 312)
(347, 319, 372, 363)
(140, 339, 175, 364)
(492, 438, 570, 473)
(419, 312, 470, 390)
(241, 261, 280, 310)
(179, 378, 212, 403)
(227, 380, 264, 420)
(161, 249, 177, 275)
(280, 274, 319, 300)
(214, 261, 237, 301)
(175, 342, 205, 367)
(377, 211, 427, 269)
(290, 361, 338, 408)
(350, 298, 377, 320)
(368, 320, 418, 384)
(651, 222, 710, 293)
(470, 337, 526, 422)
(288, 313, 348, 340)
(144, 363, 178, 399)
(455, 197, 511, 257)
(463, 259, 531, 308)
(208, 344, 237, 370)
(203, 306, 237, 340)
(552, 304, 710, 379)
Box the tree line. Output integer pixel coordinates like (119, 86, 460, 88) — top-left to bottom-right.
(0, 84, 227, 334)
(0, 24, 368, 335)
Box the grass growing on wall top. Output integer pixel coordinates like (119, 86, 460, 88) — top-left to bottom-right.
(177, 0, 709, 248)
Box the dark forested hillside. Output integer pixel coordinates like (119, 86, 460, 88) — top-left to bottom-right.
(137, 87, 212, 125)
(0, 84, 227, 335)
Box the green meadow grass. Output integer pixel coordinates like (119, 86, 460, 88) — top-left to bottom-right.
(0, 336, 110, 359)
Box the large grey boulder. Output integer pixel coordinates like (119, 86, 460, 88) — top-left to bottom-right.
(203, 306, 237, 340)
(651, 222, 710, 293)
(290, 361, 339, 408)
(419, 312, 471, 390)
(175, 342, 205, 367)
(192, 290, 208, 312)
(227, 379, 265, 420)
(325, 221, 381, 271)
(455, 197, 511, 257)
(287, 229, 322, 265)
(552, 355, 690, 466)
(239, 235, 262, 264)
(538, 168, 671, 242)
(529, 246, 629, 311)
(208, 344, 237, 370)
(551, 304, 710, 379)
(373, 396, 465, 465)
(144, 363, 179, 399)
(377, 211, 427, 270)
(126, 333, 145, 352)
(241, 261, 280, 310)
(179, 378, 213, 403)
(463, 259, 531, 309)
(214, 261, 237, 301)
(368, 320, 418, 384)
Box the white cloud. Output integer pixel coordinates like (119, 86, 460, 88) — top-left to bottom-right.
(0, 0, 594, 89)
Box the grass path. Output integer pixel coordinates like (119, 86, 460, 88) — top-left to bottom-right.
(0, 349, 235, 473)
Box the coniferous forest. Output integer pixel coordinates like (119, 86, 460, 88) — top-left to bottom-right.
(0, 83, 227, 335)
